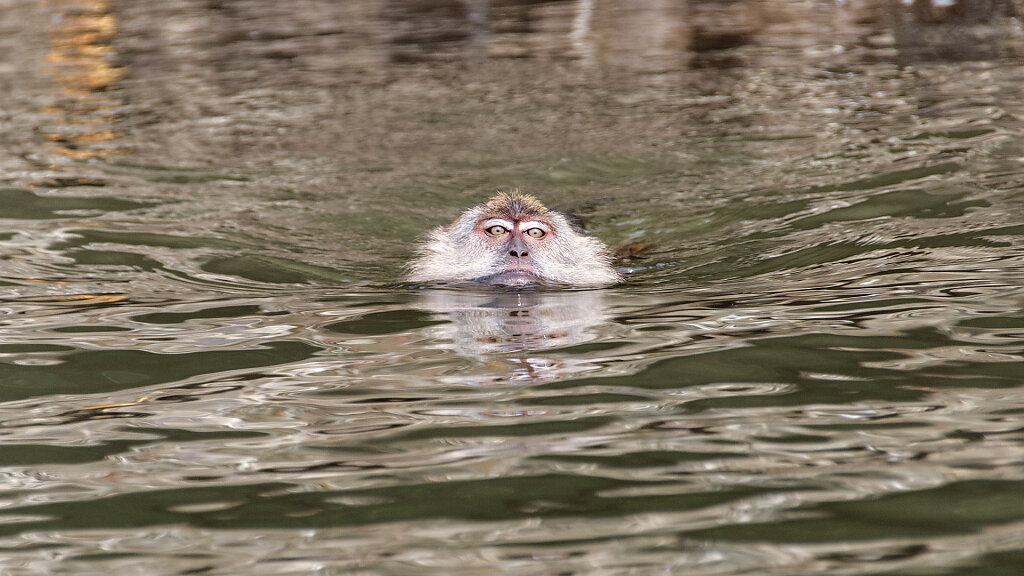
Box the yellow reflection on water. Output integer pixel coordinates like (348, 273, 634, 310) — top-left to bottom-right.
(63, 293, 128, 305)
(45, 0, 127, 159)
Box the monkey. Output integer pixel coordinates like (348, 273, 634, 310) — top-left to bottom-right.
(406, 191, 621, 287)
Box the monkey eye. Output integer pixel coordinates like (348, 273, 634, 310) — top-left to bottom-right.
(524, 227, 546, 238)
(485, 225, 509, 236)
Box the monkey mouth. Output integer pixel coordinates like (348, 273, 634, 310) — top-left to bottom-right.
(477, 268, 544, 287)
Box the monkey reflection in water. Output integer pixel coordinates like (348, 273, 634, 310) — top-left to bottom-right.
(408, 192, 619, 381)
(415, 289, 614, 383)
(406, 191, 621, 287)
(418, 288, 612, 353)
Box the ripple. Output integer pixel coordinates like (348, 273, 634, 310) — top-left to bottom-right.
(0, 0, 1022, 574)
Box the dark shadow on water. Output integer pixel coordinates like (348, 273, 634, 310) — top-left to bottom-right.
(0, 341, 321, 403)
(0, 188, 154, 220)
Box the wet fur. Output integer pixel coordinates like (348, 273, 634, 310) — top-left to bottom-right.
(407, 192, 620, 287)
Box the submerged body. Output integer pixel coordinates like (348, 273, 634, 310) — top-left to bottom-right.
(406, 192, 621, 287)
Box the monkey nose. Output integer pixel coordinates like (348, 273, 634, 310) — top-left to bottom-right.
(508, 236, 530, 258)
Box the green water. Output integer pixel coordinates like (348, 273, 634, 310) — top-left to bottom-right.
(1, 0, 1023, 574)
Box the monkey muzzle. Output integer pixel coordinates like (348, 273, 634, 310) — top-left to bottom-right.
(474, 235, 547, 286)
(476, 266, 544, 287)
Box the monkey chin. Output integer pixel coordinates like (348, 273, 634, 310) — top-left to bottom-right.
(476, 268, 546, 287)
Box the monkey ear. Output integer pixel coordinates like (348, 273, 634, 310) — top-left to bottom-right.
(614, 240, 656, 263)
(562, 212, 588, 232)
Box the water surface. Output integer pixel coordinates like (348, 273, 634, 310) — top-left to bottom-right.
(1, 0, 1023, 574)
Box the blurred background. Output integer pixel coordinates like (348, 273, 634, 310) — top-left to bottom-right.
(3, 0, 1022, 283)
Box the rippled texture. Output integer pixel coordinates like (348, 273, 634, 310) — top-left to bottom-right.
(1, 0, 1024, 574)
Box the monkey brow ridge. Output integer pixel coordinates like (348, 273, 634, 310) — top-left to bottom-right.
(483, 191, 550, 220)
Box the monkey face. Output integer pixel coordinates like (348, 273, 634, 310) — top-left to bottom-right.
(473, 216, 554, 286)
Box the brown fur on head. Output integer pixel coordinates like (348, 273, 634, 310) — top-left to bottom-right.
(482, 192, 550, 221)
(406, 190, 621, 288)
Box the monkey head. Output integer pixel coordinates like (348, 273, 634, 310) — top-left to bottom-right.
(407, 192, 621, 288)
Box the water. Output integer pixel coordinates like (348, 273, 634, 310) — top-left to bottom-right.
(2, 0, 1024, 573)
